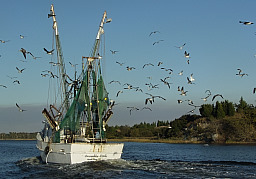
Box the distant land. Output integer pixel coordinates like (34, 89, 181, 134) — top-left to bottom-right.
(2, 97, 256, 144)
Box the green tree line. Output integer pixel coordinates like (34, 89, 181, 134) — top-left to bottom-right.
(2, 97, 256, 143)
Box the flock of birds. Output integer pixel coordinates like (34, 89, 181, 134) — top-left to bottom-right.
(0, 19, 255, 117)
(107, 31, 230, 116)
(107, 20, 256, 116)
(0, 34, 78, 112)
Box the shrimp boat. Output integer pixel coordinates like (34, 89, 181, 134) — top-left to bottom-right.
(36, 5, 124, 164)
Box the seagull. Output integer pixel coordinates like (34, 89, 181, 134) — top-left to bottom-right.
(0, 84, 7, 88)
(189, 73, 195, 82)
(19, 48, 27, 59)
(174, 43, 186, 50)
(109, 80, 121, 85)
(116, 90, 123, 97)
(27, 52, 41, 60)
(41, 74, 49, 77)
(143, 63, 154, 68)
(153, 40, 164, 45)
(116, 61, 125, 66)
(110, 50, 118, 54)
(253, 88, 256, 94)
(126, 66, 135, 71)
(20, 35, 26, 39)
(141, 107, 152, 111)
(123, 83, 133, 90)
(13, 80, 20, 84)
(127, 107, 139, 115)
(43, 48, 54, 55)
(161, 67, 173, 74)
(145, 97, 154, 105)
(236, 69, 248, 77)
(160, 78, 172, 89)
(0, 40, 10, 43)
(177, 100, 183, 104)
(187, 77, 195, 84)
(180, 87, 188, 96)
(16, 103, 26, 112)
(157, 61, 163, 66)
(239, 21, 254, 25)
(184, 51, 190, 58)
(149, 31, 160, 36)
(212, 94, 224, 101)
(178, 70, 183, 76)
(16, 67, 25, 73)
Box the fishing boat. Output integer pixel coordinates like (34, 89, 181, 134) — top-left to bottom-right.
(36, 5, 124, 164)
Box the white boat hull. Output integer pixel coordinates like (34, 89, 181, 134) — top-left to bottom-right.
(37, 139, 124, 164)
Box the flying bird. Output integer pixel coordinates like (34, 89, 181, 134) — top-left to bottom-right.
(149, 31, 160, 36)
(109, 80, 121, 85)
(0, 40, 10, 43)
(153, 40, 164, 45)
(13, 80, 20, 84)
(184, 51, 190, 58)
(20, 35, 26, 39)
(110, 50, 118, 54)
(43, 48, 54, 55)
(143, 63, 154, 68)
(212, 94, 224, 101)
(239, 21, 254, 25)
(16, 67, 25, 73)
(141, 107, 152, 111)
(0, 84, 7, 88)
(127, 107, 139, 115)
(116, 90, 123, 97)
(116, 61, 125, 66)
(174, 43, 186, 50)
(157, 61, 163, 66)
(16, 103, 26, 112)
(19, 48, 27, 59)
(126, 66, 136, 71)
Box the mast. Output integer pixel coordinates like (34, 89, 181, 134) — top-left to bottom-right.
(49, 4, 69, 112)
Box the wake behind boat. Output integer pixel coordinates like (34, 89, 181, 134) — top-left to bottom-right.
(36, 4, 123, 164)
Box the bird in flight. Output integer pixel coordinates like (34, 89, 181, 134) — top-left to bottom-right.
(16, 67, 25, 73)
(0, 40, 10, 43)
(127, 107, 139, 115)
(16, 103, 26, 112)
(44, 48, 54, 55)
(184, 51, 190, 58)
(126, 66, 136, 71)
(19, 48, 27, 59)
(116, 90, 123, 97)
(236, 69, 248, 77)
(13, 80, 20, 84)
(212, 94, 224, 101)
(110, 50, 118, 54)
(143, 63, 154, 68)
(149, 31, 160, 36)
(116, 61, 125, 66)
(174, 43, 186, 50)
(20, 35, 26, 39)
(239, 21, 254, 25)
(0, 84, 7, 88)
(153, 40, 164, 45)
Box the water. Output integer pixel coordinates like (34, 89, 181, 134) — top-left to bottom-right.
(1, 140, 256, 178)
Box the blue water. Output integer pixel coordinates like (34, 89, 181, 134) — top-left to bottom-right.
(1, 140, 256, 178)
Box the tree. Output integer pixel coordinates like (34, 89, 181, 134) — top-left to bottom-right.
(199, 104, 213, 117)
(215, 101, 225, 119)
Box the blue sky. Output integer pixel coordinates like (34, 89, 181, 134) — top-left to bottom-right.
(1, 0, 256, 133)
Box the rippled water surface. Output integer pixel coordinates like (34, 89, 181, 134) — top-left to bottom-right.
(1, 140, 256, 178)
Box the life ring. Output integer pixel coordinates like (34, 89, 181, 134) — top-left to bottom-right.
(44, 146, 50, 155)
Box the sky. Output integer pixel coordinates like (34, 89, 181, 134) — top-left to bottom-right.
(1, 0, 256, 133)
